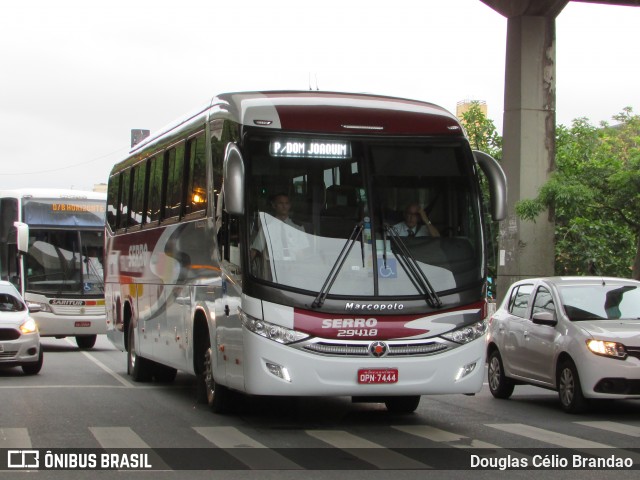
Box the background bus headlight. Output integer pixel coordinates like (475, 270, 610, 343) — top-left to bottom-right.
(30, 301, 52, 313)
(441, 320, 487, 344)
(241, 311, 309, 344)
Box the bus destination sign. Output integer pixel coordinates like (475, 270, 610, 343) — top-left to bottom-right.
(270, 139, 351, 159)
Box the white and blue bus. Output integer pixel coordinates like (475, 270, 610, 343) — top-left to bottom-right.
(105, 91, 507, 413)
(0, 188, 107, 349)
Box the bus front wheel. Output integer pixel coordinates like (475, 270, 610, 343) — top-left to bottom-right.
(202, 346, 232, 414)
(76, 335, 97, 349)
(384, 396, 421, 413)
(127, 322, 152, 382)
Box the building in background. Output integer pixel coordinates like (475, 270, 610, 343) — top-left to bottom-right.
(456, 99, 487, 119)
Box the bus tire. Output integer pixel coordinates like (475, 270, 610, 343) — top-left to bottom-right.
(384, 395, 420, 413)
(22, 349, 44, 375)
(76, 335, 97, 349)
(202, 345, 232, 414)
(127, 322, 152, 382)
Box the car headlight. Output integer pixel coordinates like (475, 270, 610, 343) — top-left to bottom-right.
(241, 310, 309, 344)
(20, 318, 38, 334)
(586, 339, 628, 360)
(441, 319, 487, 344)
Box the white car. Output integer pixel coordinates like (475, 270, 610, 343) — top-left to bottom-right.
(0, 281, 43, 375)
(487, 277, 640, 413)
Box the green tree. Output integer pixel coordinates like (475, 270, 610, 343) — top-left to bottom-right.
(460, 101, 503, 160)
(517, 107, 640, 279)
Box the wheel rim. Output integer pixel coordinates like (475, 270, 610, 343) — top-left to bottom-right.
(128, 330, 136, 371)
(488, 355, 501, 391)
(559, 367, 575, 407)
(204, 348, 215, 404)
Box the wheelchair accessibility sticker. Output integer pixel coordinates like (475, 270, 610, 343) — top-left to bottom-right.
(377, 257, 397, 279)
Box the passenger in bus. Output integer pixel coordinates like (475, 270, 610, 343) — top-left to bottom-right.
(250, 193, 305, 260)
(393, 202, 440, 237)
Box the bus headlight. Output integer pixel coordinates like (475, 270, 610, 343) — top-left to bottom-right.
(441, 320, 487, 344)
(30, 301, 52, 313)
(241, 311, 309, 344)
(20, 318, 38, 334)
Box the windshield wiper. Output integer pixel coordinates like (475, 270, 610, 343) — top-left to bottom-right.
(383, 224, 442, 308)
(312, 222, 364, 309)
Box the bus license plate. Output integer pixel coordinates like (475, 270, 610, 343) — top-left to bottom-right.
(74, 321, 91, 327)
(358, 368, 398, 384)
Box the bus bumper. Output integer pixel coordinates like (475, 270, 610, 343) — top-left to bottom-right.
(33, 312, 108, 337)
(240, 329, 486, 396)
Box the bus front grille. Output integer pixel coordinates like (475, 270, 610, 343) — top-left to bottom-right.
(301, 340, 450, 357)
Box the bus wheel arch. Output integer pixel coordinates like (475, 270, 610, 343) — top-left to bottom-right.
(193, 312, 232, 413)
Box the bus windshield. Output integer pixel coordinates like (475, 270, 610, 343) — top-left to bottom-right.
(246, 136, 482, 298)
(25, 229, 105, 296)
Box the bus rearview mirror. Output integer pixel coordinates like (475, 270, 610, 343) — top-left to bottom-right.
(473, 151, 508, 221)
(223, 143, 245, 215)
(13, 221, 29, 254)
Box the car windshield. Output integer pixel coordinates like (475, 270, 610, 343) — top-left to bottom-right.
(0, 292, 26, 312)
(245, 135, 482, 298)
(558, 283, 640, 320)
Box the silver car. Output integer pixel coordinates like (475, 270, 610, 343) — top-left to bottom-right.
(487, 277, 640, 413)
(0, 280, 43, 375)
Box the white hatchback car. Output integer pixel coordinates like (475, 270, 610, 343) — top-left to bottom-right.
(487, 277, 640, 413)
(0, 281, 43, 375)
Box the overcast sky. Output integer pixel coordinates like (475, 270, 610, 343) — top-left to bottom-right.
(1, 0, 639, 191)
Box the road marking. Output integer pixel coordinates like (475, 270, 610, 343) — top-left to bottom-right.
(486, 423, 611, 448)
(0, 428, 31, 448)
(306, 430, 427, 469)
(90, 427, 170, 470)
(575, 421, 640, 437)
(194, 426, 300, 469)
(66, 338, 134, 387)
(90, 427, 150, 448)
(393, 425, 500, 448)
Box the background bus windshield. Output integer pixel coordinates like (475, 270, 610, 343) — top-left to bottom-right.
(246, 136, 482, 298)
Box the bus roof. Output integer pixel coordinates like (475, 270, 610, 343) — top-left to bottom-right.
(129, 90, 464, 156)
(0, 188, 106, 201)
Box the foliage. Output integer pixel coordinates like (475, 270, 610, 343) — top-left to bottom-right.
(516, 107, 640, 279)
(460, 101, 503, 160)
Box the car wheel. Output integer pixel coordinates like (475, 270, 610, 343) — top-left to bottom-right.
(127, 322, 152, 382)
(202, 345, 232, 414)
(488, 349, 515, 399)
(384, 396, 421, 413)
(76, 335, 97, 349)
(22, 349, 44, 375)
(557, 359, 589, 414)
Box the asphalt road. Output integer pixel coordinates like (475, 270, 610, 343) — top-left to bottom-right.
(1, 335, 638, 480)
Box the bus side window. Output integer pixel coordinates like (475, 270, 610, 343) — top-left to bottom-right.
(106, 174, 119, 231)
(146, 155, 163, 223)
(185, 134, 207, 217)
(117, 170, 131, 230)
(164, 143, 185, 220)
(130, 163, 146, 227)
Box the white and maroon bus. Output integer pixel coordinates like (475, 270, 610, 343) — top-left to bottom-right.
(105, 91, 507, 413)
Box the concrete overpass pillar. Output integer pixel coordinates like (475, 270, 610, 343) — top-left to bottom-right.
(481, 0, 568, 300)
